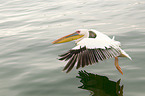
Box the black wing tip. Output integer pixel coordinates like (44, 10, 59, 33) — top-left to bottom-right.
(60, 46, 121, 73)
(62, 68, 72, 73)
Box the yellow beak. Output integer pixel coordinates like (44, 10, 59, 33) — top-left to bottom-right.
(52, 32, 84, 44)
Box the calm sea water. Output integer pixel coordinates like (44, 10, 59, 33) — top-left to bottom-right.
(0, 0, 145, 96)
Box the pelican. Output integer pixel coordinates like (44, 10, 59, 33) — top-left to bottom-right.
(52, 29, 132, 75)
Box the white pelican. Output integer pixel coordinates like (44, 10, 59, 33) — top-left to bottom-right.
(52, 29, 132, 75)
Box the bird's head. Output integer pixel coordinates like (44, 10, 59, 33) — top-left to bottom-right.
(52, 29, 97, 44)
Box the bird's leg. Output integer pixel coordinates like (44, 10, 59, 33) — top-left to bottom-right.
(115, 57, 123, 75)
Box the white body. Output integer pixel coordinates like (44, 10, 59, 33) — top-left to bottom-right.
(73, 29, 132, 60)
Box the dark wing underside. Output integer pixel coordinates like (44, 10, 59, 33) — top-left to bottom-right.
(59, 46, 121, 73)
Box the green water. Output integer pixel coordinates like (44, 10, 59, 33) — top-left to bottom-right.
(0, 0, 145, 96)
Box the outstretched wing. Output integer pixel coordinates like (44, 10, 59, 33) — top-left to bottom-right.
(59, 46, 121, 73)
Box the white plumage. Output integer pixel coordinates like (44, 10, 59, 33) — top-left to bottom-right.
(73, 29, 131, 59)
(52, 29, 132, 74)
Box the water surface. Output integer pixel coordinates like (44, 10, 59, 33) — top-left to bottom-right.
(0, 0, 145, 96)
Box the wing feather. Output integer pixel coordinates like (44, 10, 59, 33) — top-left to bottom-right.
(76, 51, 82, 69)
(66, 54, 78, 73)
(62, 54, 75, 71)
(59, 46, 121, 73)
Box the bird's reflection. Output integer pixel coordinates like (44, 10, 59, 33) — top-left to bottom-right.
(76, 70, 124, 96)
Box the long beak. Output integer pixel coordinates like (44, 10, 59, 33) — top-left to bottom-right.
(52, 32, 84, 44)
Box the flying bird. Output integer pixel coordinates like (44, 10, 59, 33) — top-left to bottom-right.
(52, 29, 131, 75)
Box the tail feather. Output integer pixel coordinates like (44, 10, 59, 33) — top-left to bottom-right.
(119, 49, 132, 60)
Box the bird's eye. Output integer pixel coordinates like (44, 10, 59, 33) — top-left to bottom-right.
(76, 31, 80, 33)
